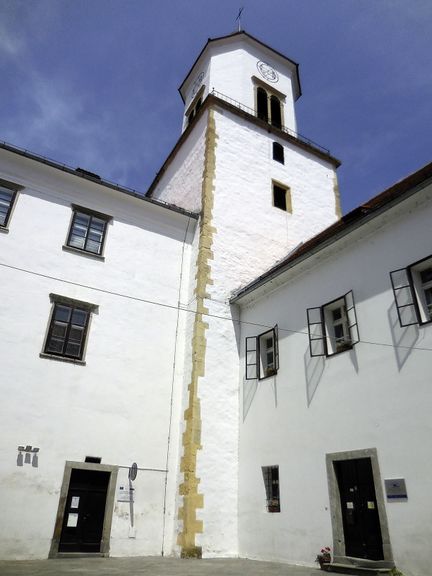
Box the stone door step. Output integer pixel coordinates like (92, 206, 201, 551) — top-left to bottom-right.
(323, 562, 392, 575)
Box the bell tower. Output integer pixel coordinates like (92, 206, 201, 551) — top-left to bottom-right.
(179, 31, 301, 134)
(148, 31, 341, 559)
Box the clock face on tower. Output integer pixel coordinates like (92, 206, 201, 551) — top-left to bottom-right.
(257, 61, 279, 83)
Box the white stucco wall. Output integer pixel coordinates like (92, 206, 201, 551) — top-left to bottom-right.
(151, 113, 207, 212)
(237, 184, 432, 576)
(181, 37, 298, 133)
(150, 102, 338, 557)
(211, 107, 338, 298)
(0, 149, 196, 559)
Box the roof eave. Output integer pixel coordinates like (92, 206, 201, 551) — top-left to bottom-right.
(178, 31, 301, 103)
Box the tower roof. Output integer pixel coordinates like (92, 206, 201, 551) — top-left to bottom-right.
(178, 31, 302, 103)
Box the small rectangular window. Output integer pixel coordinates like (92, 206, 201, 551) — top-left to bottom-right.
(66, 206, 111, 256)
(245, 325, 279, 380)
(272, 142, 284, 164)
(391, 255, 432, 326)
(262, 465, 280, 513)
(0, 179, 21, 229)
(43, 295, 97, 361)
(307, 291, 359, 357)
(272, 182, 291, 213)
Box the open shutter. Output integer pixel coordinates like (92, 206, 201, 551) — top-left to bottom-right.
(273, 325, 279, 371)
(344, 290, 360, 345)
(307, 307, 325, 357)
(245, 336, 258, 380)
(390, 267, 418, 327)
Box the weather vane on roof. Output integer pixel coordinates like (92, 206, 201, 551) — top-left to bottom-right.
(236, 7, 244, 32)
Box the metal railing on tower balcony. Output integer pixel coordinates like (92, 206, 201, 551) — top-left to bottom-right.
(209, 89, 330, 155)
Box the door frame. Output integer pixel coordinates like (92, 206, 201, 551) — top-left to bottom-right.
(326, 448, 393, 562)
(49, 461, 118, 558)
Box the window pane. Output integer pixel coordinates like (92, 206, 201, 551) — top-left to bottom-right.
(46, 338, 64, 354)
(85, 236, 103, 254)
(65, 342, 81, 357)
(332, 308, 342, 321)
(257, 87, 268, 122)
(273, 185, 287, 211)
(272, 142, 284, 164)
(54, 305, 71, 323)
(52, 321, 67, 339)
(270, 95, 282, 129)
(68, 326, 84, 345)
(0, 189, 13, 225)
(420, 268, 432, 284)
(71, 309, 88, 327)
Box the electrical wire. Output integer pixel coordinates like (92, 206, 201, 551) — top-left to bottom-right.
(1, 260, 432, 352)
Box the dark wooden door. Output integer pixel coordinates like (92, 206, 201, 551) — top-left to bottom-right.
(334, 458, 384, 560)
(59, 468, 110, 553)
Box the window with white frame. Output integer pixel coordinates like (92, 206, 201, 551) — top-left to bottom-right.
(245, 325, 279, 380)
(307, 291, 359, 357)
(390, 255, 432, 326)
(262, 465, 280, 513)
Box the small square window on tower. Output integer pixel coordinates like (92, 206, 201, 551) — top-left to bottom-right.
(272, 142, 284, 164)
(272, 181, 292, 213)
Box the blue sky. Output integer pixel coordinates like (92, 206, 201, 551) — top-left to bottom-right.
(1, 0, 431, 213)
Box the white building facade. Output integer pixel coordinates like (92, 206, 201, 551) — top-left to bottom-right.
(233, 164, 432, 576)
(0, 30, 429, 576)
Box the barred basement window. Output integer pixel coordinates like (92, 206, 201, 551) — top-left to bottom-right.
(307, 291, 359, 357)
(272, 142, 284, 164)
(245, 325, 279, 380)
(66, 206, 111, 256)
(390, 254, 432, 326)
(262, 465, 280, 513)
(43, 295, 98, 361)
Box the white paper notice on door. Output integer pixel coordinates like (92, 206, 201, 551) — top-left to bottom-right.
(67, 513, 79, 527)
(71, 496, 80, 509)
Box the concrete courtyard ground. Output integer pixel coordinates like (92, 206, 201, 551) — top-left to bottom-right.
(0, 557, 352, 576)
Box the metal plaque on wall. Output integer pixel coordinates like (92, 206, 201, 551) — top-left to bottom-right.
(384, 478, 407, 501)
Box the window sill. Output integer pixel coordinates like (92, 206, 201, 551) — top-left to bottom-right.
(258, 370, 278, 381)
(326, 344, 353, 357)
(39, 353, 86, 366)
(62, 245, 105, 261)
(0, 226, 9, 234)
